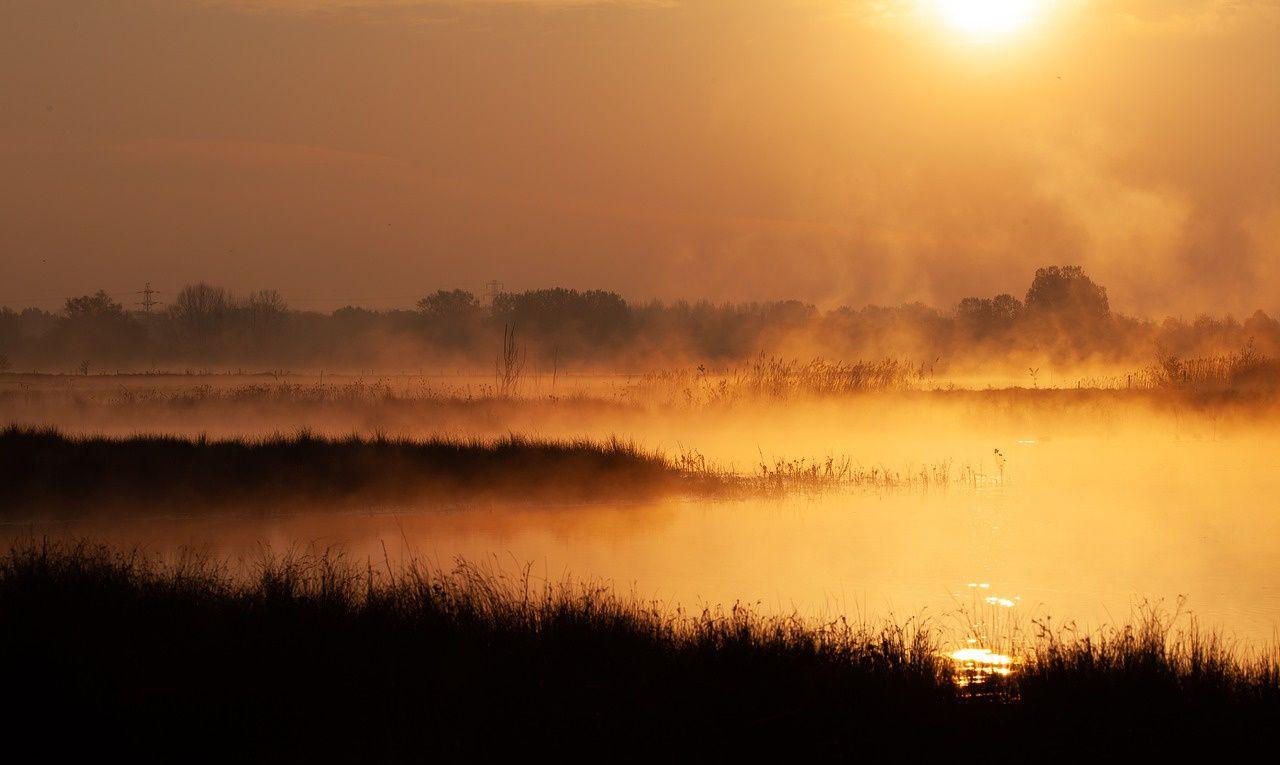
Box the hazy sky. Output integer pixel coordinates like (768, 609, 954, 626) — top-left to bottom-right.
(2, 1, 1278, 314)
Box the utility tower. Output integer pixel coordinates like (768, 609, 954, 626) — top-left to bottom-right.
(483, 280, 505, 306)
(135, 282, 162, 315)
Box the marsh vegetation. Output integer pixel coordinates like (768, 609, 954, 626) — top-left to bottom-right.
(0, 425, 984, 518)
(5, 540, 1275, 759)
(0, 426, 691, 514)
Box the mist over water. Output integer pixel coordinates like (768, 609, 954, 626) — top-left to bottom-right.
(12, 377, 1280, 646)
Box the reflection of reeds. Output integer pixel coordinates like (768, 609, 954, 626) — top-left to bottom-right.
(5, 539, 1277, 757)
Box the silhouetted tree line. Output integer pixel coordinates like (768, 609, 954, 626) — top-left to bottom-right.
(1, 267, 1277, 373)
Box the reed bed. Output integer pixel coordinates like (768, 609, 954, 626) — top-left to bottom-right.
(1109, 343, 1280, 398)
(0, 356, 930, 417)
(2, 376, 516, 407)
(748, 455, 967, 494)
(677, 448, 985, 495)
(0, 425, 694, 515)
(2, 539, 1276, 759)
(5, 350, 1279, 431)
(631, 354, 930, 407)
(0, 426, 981, 517)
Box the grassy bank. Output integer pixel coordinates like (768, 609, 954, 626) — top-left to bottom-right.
(0, 426, 700, 515)
(2, 540, 1277, 759)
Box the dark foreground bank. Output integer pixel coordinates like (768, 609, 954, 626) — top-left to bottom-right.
(2, 541, 1276, 760)
(0, 426, 712, 516)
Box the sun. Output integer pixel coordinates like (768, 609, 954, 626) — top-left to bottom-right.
(932, 0, 1045, 39)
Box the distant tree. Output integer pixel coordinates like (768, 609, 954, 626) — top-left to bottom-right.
(1024, 266, 1109, 320)
(233, 290, 289, 354)
(57, 291, 136, 364)
(169, 283, 230, 353)
(957, 294, 1023, 339)
(242, 290, 288, 330)
(19, 307, 57, 335)
(1244, 310, 1276, 334)
(991, 294, 1023, 322)
(415, 290, 481, 350)
(417, 290, 480, 321)
(0, 307, 19, 352)
(245, 289, 287, 314)
(956, 297, 993, 322)
(1243, 311, 1280, 355)
(171, 283, 229, 323)
(490, 289, 633, 358)
(64, 290, 125, 321)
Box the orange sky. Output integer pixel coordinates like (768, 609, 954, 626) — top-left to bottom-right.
(2, 1, 1278, 314)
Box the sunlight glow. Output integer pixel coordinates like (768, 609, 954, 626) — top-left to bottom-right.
(932, 0, 1045, 39)
(948, 647, 1016, 685)
(949, 648, 1014, 666)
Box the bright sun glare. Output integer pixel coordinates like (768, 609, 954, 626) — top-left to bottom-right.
(932, 0, 1045, 38)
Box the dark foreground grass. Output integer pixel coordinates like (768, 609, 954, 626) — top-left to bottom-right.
(0, 425, 711, 516)
(3, 540, 1276, 760)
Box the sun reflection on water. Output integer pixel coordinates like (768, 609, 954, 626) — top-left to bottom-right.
(949, 647, 1014, 668)
(951, 581, 1024, 686)
(948, 644, 1016, 686)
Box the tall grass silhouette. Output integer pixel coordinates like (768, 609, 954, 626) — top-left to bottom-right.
(3, 539, 1276, 758)
(0, 425, 689, 513)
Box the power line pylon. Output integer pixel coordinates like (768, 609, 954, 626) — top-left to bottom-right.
(135, 282, 162, 315)
(483, 280, 505, 306)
